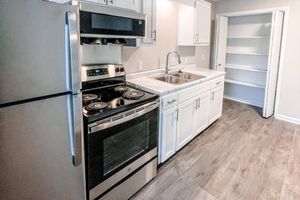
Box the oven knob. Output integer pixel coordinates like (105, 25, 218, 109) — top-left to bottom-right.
(115, 67, 120, 73)
(120, 67, 124, 72)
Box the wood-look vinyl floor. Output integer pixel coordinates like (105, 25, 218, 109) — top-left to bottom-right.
(131, 99, 300, 200)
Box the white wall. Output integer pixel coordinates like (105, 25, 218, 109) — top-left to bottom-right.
(214, 0, 300, 123)
(121, 0, 214, 74)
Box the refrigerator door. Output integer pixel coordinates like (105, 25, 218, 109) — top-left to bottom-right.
(0, 94, 85, 200)
(0, 0, 80, 105)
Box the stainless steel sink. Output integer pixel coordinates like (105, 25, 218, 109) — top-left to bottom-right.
(170, 72, 206, 80)
(154, 74, 188, 85)
(152, 71, 207, 85)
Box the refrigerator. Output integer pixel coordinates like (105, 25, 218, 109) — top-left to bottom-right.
(0, 0, 86, 199)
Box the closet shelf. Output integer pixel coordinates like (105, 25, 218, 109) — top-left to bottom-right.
(226, 64, 267, 72)
(224, 95, 263, 108)
(227, 36, 270, 39)
(225, 79, 265, 89)
(226, 52, 269, 56)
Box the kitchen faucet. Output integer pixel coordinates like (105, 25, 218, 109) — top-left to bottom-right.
(165, 51, 182, 74)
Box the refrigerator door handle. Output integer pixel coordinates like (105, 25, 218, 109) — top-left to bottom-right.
(67, 93, 82, 166)
(66, 11, 81, 94)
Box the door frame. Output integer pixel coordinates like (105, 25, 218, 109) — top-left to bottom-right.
(213, 7, 290, 118)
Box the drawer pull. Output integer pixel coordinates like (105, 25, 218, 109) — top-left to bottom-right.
(167, 99, 176, 104)
(216, 81, 222, 85)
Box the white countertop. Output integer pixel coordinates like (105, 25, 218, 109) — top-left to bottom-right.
(127, 64, 226, 96)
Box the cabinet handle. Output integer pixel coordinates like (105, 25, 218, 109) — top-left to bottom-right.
(109, 0, 113, 4)
(167, 99, 176, 104)
(153, 30, 157, 42)
(176, 110, 179, 121)
(216, 81, 222, 85)
(195, 33, 199, 42)
(212, 92, 215, 101)
(198, 99, 201, 109)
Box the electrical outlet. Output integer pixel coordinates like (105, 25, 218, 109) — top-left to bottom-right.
(138, 61, 143, 71)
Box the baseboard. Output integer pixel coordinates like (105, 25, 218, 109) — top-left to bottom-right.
(275, 114, 300, 125)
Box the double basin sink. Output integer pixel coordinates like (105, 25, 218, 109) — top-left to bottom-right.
(153, 71, 206, 85)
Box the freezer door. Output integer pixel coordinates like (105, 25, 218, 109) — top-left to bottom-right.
(0, 95, 85, 200)
(0, 0, 80, 105)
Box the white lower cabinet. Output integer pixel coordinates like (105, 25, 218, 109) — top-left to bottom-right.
(176, 97, 195, 151)
(193, 91, 210, 137)
(209, 85, 224, 124)
(159, 76, 225, 164)
(160, 106, 178, 163)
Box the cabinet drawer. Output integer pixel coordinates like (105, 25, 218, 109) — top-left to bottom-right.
(178, 82, 210, 103)
(161, 93, 179, 111)
(210, 76, 225, 89)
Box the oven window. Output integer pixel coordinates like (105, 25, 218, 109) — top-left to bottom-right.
(103, 120, 150, 175)
(92, 14, 133, 31)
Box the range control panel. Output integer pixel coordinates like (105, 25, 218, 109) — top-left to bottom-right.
(81, 64, 125, 82)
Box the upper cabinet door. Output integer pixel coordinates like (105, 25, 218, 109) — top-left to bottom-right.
(263, 11, 284, 118)
(108, 0, 140, 11)
(142, 0, 156, 44)
(213, 16, 228, 71)
(178, 3, 195, 46)
(178, 0, 211, 46)
(194, 0, 211, 45)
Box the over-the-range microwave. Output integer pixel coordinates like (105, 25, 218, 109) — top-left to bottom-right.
(77, 1, 146, 39)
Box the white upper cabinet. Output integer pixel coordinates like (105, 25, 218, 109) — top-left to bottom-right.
(142, 0, 156, 44)
(107, 0, 140, 11)
(194, 1, 211, 44)
(178, 0, 211, 46)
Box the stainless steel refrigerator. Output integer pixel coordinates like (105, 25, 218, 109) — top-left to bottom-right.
(0, 0, 85, 199)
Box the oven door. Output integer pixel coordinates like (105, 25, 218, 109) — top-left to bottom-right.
(87, 101, 159, 199)
(80, 11, 146, 38)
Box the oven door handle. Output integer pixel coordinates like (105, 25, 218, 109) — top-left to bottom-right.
(89, 101, 159, 133)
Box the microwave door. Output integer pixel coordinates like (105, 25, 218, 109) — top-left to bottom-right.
(80, 10, 146, 38)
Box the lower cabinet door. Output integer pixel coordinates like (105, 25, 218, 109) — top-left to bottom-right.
(209, 85, 224, 124)
(193, 92, 210, 137)
(176, 98, 195, 151)
(160, 106, 178, 163)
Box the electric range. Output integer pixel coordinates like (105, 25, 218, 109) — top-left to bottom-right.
(81, 64, 159, 200)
